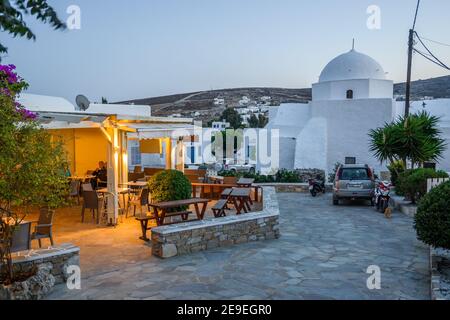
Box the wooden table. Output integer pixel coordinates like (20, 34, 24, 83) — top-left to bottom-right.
(237, 178, 255, 187)
(191, 183, 238, 199)
(69, 175, 95, 182)
(120, 181, 148, 188)
(148, 198, 210, 227)
(192, 182, 261, 202)
(208, 176, 225, 184)
(229, 188, 252, 214)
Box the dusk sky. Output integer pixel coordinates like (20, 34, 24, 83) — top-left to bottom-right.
(2, 0, 450, 103)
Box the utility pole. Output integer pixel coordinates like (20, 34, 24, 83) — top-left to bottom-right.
(405, 0, 421, 117)
(405, 29, 414, 117)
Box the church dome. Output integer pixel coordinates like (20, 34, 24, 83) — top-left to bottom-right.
(319, 49, 386, 82)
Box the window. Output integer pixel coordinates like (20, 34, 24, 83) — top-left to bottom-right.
(188, 146, 195, 164)
(346, 90, 354, 99)
(339, 168, 371, 181)
(130, 145, 141, 166)
(345, 157, 356, 165)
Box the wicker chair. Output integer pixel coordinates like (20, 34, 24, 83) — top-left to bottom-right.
(69, 179, 81, 204)
(81, 190, 105, 224)
(31, 207, 55, 248)
(127, 188, 150, 217)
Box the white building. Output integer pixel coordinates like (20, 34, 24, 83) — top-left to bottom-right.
(211, 120, 231, 132)
(213, 98, 225, 106)
(239, 96, 251, 107)
(266, 49, 420, 177)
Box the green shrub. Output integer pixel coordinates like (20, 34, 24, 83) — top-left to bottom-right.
(218, 170, 240, 177)
(328, 162, 342, 183)
(388, 160, 406, 186)
(414, 181, 450, 249)
(275, 169, 301, 183)
(398, 168, 448, 203)
(148, 170, 192, 210)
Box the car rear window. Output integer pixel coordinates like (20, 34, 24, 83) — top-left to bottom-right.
(339, 168, 370, 180)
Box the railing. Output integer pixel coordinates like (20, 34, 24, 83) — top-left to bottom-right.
(427, 178, 450, 193)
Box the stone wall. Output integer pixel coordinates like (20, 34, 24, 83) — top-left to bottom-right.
(1, 244, 80, 300)
(430, 247, 450, 300)
(152, 187, 280, 258)
(257, 183, 333, 193)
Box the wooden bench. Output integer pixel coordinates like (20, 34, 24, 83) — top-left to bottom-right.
(212, 199, 228, 218)
(221, 188, 233, 199)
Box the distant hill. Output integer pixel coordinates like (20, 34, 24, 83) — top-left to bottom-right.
(117, 75, 450, 122)
(394, 75, 450, 99)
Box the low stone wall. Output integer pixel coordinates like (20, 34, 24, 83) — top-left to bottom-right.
(1, 243, 80, 300)
(152, 187, 280, 258)
(257, 183, 333, 193)
(391, 195, 417, 217)
(10, 243, 80, 285)
(430, 247, 450, 300)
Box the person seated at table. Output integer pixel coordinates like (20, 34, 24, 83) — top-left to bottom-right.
(92, 161, 107, 189)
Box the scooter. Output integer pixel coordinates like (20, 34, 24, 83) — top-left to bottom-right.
(309, 178, 326, 197)
(374, 181, 392, 213)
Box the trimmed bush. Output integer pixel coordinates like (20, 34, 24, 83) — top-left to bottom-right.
(148, 170, 192, 210)
(388, 160, 406, 187)
(414, 181, 450, 249)
(398, 168, 448, 203)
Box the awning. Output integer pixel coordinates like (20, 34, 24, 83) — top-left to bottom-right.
(127, 123, 196, 140)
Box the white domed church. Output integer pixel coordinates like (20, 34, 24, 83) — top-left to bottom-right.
(266, 48, 397, 176)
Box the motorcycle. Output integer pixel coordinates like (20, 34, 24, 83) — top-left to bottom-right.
(374, 181, 392, 213)
(309, 178, 326, 197)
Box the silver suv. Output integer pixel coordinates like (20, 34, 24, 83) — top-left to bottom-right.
(332, 164, 375, 206)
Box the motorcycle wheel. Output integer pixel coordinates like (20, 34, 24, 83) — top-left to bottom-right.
(382, 200, 389, 213)
(310, 190, 317, 197)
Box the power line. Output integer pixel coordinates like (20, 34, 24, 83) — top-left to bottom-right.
(420, 36, 450, 48)
(415, 31, 450, 70)
(413, 48, 450, 70)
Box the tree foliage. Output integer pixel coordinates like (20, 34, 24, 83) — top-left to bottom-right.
(0, 0, 65, 60)
(1, 64, 68, 284)
(247, 113, 268, 128)
(415, 181, 450, 249)
(221, 108, 242, 129)
(369, 111, 447, 170)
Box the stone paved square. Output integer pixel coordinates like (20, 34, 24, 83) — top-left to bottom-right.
(46, 192, 430, 300)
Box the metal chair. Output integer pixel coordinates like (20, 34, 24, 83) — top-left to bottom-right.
(69, 179, 81, 205)
(127, 188, 150, 218)
(31, 207, 55, 248)
(82, 183, 93, 192)
(81, 190, 105, 224)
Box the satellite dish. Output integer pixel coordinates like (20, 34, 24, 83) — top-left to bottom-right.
(75, 95, 90, 111)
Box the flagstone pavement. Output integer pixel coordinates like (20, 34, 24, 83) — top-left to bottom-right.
(47, 193, 430, 300)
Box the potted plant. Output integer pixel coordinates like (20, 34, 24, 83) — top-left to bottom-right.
(0, 64, 68, 299)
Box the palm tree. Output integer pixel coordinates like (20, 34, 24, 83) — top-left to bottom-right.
(369, 111, 446, 170)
